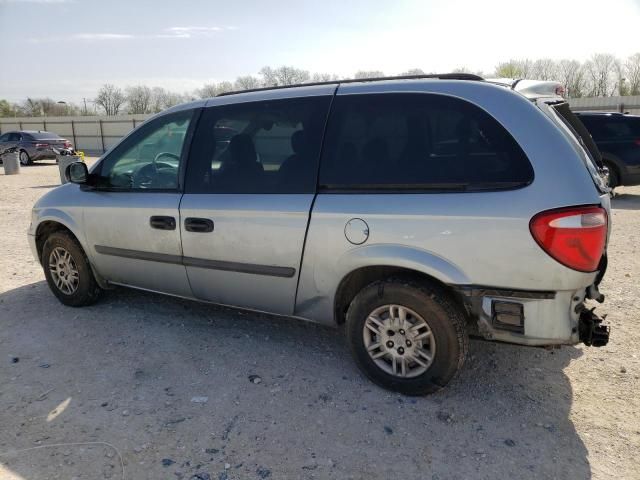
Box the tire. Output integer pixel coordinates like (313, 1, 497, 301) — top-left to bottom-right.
(346, 278, 468, 395)
(19, 150, 31, 166)
(604, 161, 620, 189)
(42, 231, 102, 307)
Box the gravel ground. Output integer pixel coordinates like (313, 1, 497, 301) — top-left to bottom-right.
(0, 160, 639, 480)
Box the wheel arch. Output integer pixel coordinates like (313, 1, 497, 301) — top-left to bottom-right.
(34, 216, 109, 289)
(331, 245, 471, 325)
(36, 219, 76, 263)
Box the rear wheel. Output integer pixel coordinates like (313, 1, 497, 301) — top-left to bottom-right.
(19, 150, 31, 166)
(42, 232, 102, 306)
(604, 161, 620, 189)
(346, 278, 468, 395)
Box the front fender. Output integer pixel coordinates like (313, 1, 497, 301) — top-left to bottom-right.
(30, 208, 86, 263)
(33, 208, 87, 250)
(31, 209, 111, 289)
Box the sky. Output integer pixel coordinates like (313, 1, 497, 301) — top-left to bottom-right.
(1, 0, 640, 103)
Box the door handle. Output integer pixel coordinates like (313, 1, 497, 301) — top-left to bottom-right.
(150, 216, 176, 230)
(185, 217, 214, 233)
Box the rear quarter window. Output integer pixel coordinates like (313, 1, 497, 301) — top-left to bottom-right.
(319, 93, 533, 191)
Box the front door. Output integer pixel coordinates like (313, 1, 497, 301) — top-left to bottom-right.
(180, 93, 333, 314)
(83, 109, 196, 297)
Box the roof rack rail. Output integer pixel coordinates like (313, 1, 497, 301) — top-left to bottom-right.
(216, 73, 484, 97)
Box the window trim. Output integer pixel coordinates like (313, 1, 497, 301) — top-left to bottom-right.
(318, 180, 531, 194)
(90, 108, 200, 193)
(317, 92, 535, 193)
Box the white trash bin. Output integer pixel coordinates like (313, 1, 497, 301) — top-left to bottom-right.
(57, 155, 83, 184)
(2, 151, 21, 175)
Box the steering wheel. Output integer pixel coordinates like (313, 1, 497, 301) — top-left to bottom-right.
(132, 153, 179, 188)
(152, 151, 180, 174)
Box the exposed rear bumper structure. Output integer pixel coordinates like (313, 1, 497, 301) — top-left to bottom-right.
(578, 307, 610, 347)
(457, 285, 610, 348)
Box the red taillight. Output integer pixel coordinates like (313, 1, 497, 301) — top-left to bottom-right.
(530, 206, 607, 272)
(64, 140, 72, 148)
(35, 143, 49, 148)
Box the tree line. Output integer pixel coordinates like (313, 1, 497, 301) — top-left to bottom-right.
(2, 52, 639, 117)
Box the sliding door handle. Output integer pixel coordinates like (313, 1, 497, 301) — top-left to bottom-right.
(150, 216, 176, 230)
(185, 217, 214, 233)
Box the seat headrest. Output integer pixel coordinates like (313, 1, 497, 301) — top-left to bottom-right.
(291, 130, 307, 154)
(229, 134, 257, 164)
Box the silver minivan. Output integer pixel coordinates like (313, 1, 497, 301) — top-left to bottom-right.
(28, 74, 611, 395)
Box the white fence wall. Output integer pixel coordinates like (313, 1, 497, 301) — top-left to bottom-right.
(569, 95, 640, 115)
(0, 114, 151, 154)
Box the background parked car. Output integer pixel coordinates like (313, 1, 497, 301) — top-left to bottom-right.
(574, 112, 640, 188)
(0, 130, 73, 166)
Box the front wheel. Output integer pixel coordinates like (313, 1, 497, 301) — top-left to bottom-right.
(42, 232, 102, 306)
(346, 278, 468, 395)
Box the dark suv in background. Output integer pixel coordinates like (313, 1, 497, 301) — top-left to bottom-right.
(0, 130, 72, 165)
(575, 112, 640, 188)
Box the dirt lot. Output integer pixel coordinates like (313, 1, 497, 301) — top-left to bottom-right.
(0, 160, 639, 480)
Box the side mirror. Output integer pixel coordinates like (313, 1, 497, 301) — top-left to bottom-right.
(66, 161, 89, 184)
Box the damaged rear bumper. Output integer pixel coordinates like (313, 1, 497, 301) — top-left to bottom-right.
(456, 284, 610, 348)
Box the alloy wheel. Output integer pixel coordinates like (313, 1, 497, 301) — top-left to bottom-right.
(362, 304, 436, 378)
(48, 247, 80, 295)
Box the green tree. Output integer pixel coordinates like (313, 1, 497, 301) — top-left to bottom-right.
(0, 100, 17, 117)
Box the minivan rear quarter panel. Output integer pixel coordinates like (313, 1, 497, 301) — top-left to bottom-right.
(295, 81, 604, 326)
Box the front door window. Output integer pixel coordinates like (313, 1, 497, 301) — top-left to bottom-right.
(97, 110, 193, 190)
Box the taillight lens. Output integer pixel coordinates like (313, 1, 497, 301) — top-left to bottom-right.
(530, 206, 607, 272)
(64, 140, 72, 148)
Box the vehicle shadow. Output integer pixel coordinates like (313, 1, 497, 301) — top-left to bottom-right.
(611, 191, 640, 211)
(0, 282, 591, 480)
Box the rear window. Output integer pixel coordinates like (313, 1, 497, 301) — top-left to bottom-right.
(319, 93, 533, 191)
(28, 131, 62, 140)
(552, 104, 603, 168)
(546, 103, 607, 193)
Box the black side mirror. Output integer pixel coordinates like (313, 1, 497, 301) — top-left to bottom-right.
(66, 161, 89, 184)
